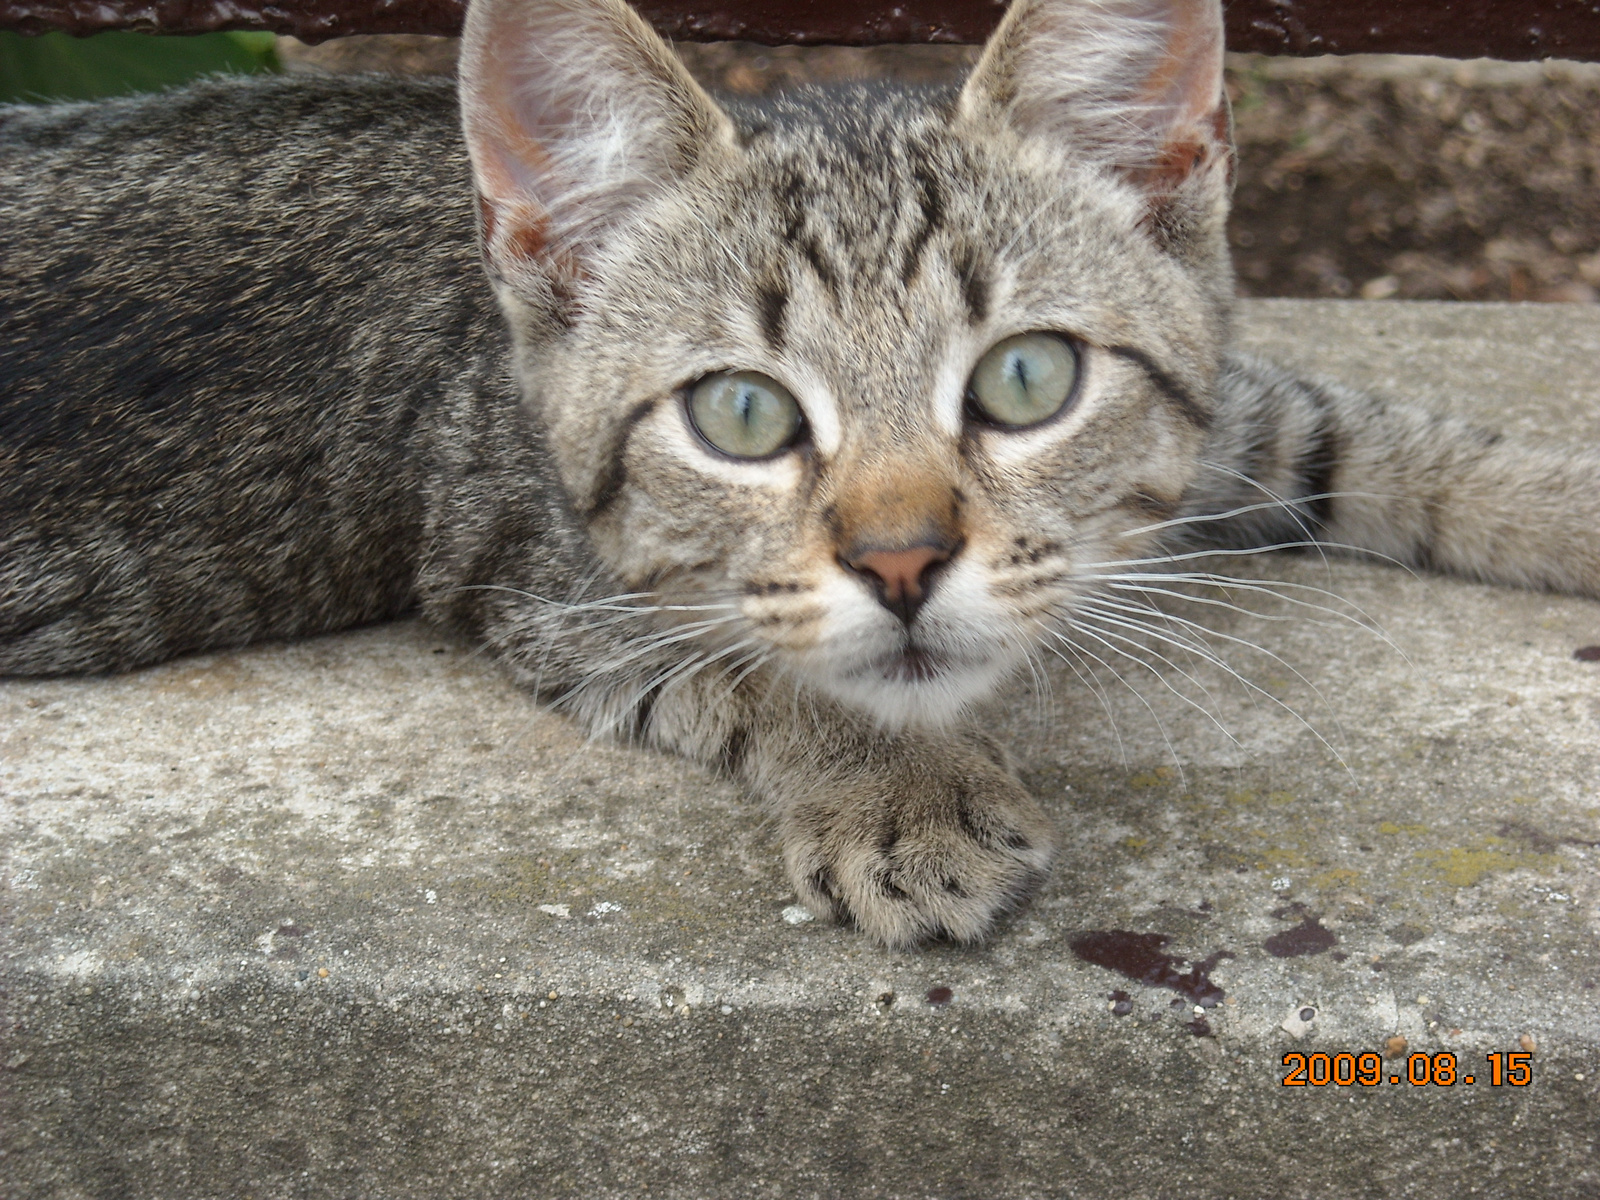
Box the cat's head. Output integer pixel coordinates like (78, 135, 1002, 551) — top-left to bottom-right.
(460, 0, 1235, 729)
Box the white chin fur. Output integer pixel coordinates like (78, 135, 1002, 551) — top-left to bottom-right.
(814, 652, 1016, 730)
(793, 565, 1026, 730)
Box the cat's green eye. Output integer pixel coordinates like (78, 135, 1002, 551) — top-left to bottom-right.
(967, 332, 1081, 429)
(686, 370, 804, 459)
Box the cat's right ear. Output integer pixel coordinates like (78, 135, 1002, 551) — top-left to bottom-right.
(459, 0, 735, 305)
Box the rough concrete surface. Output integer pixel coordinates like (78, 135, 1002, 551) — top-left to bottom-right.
(4, 300, 1599, 1199)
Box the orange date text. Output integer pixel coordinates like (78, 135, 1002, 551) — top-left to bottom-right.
(1281, 1051, 1533, 1087)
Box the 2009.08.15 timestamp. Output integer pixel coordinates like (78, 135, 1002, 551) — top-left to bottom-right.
(1282, 1052, 1533, 1087)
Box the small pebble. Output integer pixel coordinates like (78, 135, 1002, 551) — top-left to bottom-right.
(1280, 1004, 1315, 1039)
(317, 968, 329, 978)
(1385, 1036, 1408, 1056)
(926, 986, 954, 1007)
(1520, 1034, 1537, 1054)
(1573, 645, 1600, 662)
(1111, 999, 1133, 1017)
(547, 991, 558, 1001)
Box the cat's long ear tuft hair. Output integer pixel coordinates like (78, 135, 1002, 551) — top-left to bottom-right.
(459, 0, 735, 306)
(959, 0, 1232, 250)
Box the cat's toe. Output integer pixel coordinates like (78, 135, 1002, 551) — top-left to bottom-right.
(781, 755, 1056, 949)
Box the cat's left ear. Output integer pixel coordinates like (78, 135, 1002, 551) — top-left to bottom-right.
(959, 0, 1231, 223)
(459, 0, 736, 303)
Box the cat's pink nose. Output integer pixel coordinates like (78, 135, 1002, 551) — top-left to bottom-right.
(844, 543, 953, 626)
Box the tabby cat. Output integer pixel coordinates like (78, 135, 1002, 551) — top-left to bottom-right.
(3, 0, 1597, 946)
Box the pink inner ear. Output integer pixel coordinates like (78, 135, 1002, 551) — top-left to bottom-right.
(467, 80, 584, 274)
(479, 192, 587, 299)
(478, 194, 550, 263)
(461, 0, 734, 287)
(1132, 101, 1232, 198)
(469, 72, 563, 211)
(1134, 2, 1222, 124)
(1126, 1, 1227, 194)
(461, 1, 629, 272)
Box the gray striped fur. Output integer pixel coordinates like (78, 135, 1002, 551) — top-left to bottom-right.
(4, 0, 1597, 945)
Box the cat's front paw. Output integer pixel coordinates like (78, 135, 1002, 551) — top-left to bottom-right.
(778, 734, 1056, 948)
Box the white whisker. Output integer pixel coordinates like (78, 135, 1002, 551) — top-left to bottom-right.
(1043, 634, 1129, 766)
(1079, 539, 1415, 573)
(1086, 569, 1410, 664)
(1071, 599, 1353, 776)
(1044, 629, 1187, 784)
(1051, 619, 1241, 752)
(448, 583, 741, 618)
(1115, 493, 1336, 543)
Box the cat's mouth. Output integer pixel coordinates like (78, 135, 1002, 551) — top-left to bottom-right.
(866, 645, 952, 684)
(812, 631, 1017, 729)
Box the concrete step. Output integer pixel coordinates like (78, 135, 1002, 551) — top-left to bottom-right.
(4, 300, 1599, 1199)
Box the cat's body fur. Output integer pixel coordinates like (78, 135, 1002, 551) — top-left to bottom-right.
(4, 0, 1598, 947)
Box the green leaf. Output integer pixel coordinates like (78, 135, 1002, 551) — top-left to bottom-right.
(0, 30, 280, 104)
